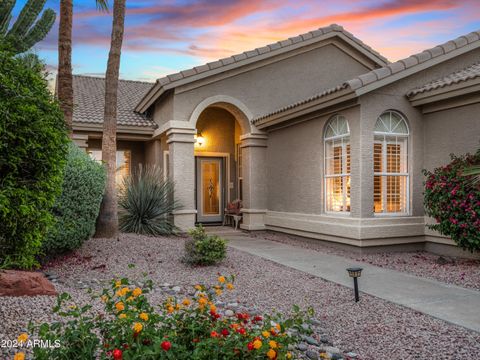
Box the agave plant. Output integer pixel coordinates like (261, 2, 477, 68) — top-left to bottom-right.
(118, 165, 181, 236)
(463, 165, 480, 185)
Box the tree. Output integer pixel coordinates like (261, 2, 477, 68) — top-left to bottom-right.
(0, 0, 55, 54)
(57, 0, 109, 135)
(94, 0, 126, 238)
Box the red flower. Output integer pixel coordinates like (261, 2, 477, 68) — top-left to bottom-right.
(211, 331, 219, 338)
(112, 349, 123, 360)
(253, 315, 263, 322)
(122, 344, 129, 349)
(161, 341, 171, 351)
(221, 328, 230, 336)
(192, 338, 200, 343)
(236, 328, 246, 335)
(247, 342, 254, 351)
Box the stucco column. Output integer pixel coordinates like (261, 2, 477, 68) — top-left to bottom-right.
(167, 127, 197, 231)
(240, 133, 268, 230)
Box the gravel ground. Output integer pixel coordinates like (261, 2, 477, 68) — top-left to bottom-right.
(1, 234, 479, 360)
(250, 231, 480, 291)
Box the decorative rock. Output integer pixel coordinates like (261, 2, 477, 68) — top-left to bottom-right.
(331, 354, 343, 360)
(322, 347, 341, 354)
(310, 318, 322, 326)
(172, 286, 181, 293)
(306, 350, 319, 359)
(0, 270, 57, 297)
(161, 283, 171, 288)
(224, 309, 234, 317)
(296, 343, 308, 352)
(227, 302, 239, 309)
(305, 336, 319, 346)
(320, 335, 332, 345)
(346, 352, 358, 359)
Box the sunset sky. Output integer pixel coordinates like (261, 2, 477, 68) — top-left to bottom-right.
(13, 0, 480, 82)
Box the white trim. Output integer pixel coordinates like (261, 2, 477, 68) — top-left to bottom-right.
(163, 151, 169, 181)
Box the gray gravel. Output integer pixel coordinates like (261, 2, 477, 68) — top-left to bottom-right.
(252, 231, 480, 291)
(1, 233, 479, 359)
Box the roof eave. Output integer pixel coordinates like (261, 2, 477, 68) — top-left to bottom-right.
(253, 88, 356, 129)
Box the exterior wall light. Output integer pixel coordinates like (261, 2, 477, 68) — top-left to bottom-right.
(346, 267, 363, 302)
(195, 131, 205, 147)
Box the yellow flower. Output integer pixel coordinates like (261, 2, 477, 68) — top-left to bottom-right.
(262, 331, 270, 338)
(115, 302, 125, 312)
(139, 313, 149, 321)
(320, 353, 330, 359)
(287, 352, 293, 359)
(132, 288, 142, 297)
(17, 333, 28, 344)
(69, 305, 77, 310)
(101, 295, 108, 303)
(226, 283, 234, 290)
(275, 323, 281, 331)
(218, 276, 226, 283)
(175, 303, 182, 311)
(198, 297, 207, 306)
(253, 339, 262, 349)
(115, 280, 122, 288)
(215, 289, 223, 296)
(210, 304, 217, 313)
(127, 296, 134, 302)
(266, 349, 276, 359)
(167, 306, 174, 313)
(268, 340, 278, 349)
(14, 352, 25, 360)
(194, 285, 202, 291)
(119, 313, 127, 319)
(182, 298, 191, 306)
(116, 287, 130, 297)
(133, 322, 143, 333)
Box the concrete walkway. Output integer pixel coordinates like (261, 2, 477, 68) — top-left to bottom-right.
(213, 228, 480, 333)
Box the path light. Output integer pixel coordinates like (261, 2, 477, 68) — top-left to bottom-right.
(346, 267, 363, 302)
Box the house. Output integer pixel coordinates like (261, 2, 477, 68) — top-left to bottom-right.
(72, 24, 480, 257)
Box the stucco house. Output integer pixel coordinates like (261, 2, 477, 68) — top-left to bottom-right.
(71, 24, 480, 256)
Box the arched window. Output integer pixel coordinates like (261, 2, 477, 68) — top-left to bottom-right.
(373, 111, 409, 214)
(324, 115, 350, 212)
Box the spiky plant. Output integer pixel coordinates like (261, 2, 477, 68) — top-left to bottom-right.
(0, 0, 56, 54)
(118, 165, 181, 236)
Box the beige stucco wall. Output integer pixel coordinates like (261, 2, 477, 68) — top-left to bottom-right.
(170, 42, 371, 123)
(87, 139, 145, 172)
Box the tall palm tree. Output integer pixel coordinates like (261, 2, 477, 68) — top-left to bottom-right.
(94, 0, 126, 238)
(57, 0, 108, 136)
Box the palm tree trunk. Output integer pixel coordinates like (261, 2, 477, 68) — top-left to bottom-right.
(57, 0, 73, 136)
(94, 0, 126, 238)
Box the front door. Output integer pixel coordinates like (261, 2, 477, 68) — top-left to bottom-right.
(196, 157, 224, 223)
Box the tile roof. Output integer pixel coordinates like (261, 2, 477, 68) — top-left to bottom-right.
(406, 62, 480, 98)
(73, 75, 156, 128)
(252, 29, 480, 124)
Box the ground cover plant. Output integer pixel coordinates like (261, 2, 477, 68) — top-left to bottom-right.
(23, 275, 313, 359)
(424, 149, 480, 252)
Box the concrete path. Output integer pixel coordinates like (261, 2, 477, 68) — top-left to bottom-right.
(213, 228, 480, 333)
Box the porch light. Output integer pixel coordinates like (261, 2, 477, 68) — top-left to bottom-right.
(195, 131, 205, 147)
(346, 267, 363, 302)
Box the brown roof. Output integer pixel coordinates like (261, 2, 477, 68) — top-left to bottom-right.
(407, 62, 480, 98)
(73, 75, 156, 128)
(135, 24, 389, 113)
(253, 29, 480, 124)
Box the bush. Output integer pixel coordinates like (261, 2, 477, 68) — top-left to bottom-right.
(27, 275, 313, 360)
(43, 143, 106, 255)
(423, 149, 480, 252)
(0, 51, 68, 269)
(119, 165, 180, 236)
(184, 225, 227, 265)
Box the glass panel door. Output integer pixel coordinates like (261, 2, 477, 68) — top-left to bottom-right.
(196, 157, 224, 223)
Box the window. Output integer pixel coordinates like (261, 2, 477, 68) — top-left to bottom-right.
(87, 149, 132, 187)
(373, 111, 409, 214)
(324, 115, 350, 212)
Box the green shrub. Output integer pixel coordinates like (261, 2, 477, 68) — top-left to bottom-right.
(0, 50, 68, 269)
(184, 225, 227, 265)
(119, 165, 181, 236)
(423, 149, 480, 252)
(43, 143, 106, 255)
(28, 275, 313, 360)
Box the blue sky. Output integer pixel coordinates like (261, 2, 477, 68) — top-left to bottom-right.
(11, 0, 480, 82)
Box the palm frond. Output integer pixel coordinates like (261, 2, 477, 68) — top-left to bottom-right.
(96, 0, 109, 12)
(463, 165, 480, 185)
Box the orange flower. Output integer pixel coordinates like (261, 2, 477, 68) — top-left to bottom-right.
(253, 339, 262, 349)
(119, 313, 127, 319)
(167, 306, 174, 313)
(226, 283, 234, 290)
(115, 302, 125, 312)
(175, 304, 181, 311)
(210, 304, 217, 313)
(194, 285, 202, 290)
(116, 287, 129, 297)
(17, 333, 28, 344)
(287, 352, 293, 359)
(101, 295, 108, 303)
(139, 313, 149, 321)
(215, 289, 223, 296)
(218, 276, 226, 283)
(182, 298, 191, 306)
(132, 322, 143, 333)
(198, 297, 207, 306)
(262, 330, 270, 338)
(14, 352, 25, 360)
(266, 349, 276, 359)
(115, 280, 122, 288)
(268, 340, 278, 349)
(132, 288, 142, 297)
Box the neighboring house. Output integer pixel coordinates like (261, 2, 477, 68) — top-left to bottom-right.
(72, 24, 480, 257)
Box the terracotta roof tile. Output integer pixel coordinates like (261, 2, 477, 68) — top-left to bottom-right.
(72, 75, 156, 128)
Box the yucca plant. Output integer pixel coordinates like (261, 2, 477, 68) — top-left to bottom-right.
(118, 165, 181, 236)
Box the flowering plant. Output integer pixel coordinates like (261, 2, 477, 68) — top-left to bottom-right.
(26, 275, 314, 359)
(423, 150, 480, 252)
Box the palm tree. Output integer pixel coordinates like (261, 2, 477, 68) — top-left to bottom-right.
(57, 0, 108, 136)
(94, 0, 126, 238)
